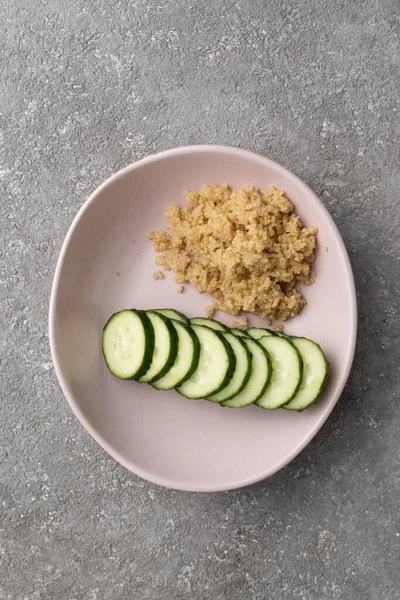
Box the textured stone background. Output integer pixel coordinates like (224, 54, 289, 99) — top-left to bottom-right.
(1, 0, 399, 598)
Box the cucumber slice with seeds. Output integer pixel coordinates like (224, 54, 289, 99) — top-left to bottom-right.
(283, 337, 329, 411)
(138, 312, 178, 383)
(256, 336, 303, 409)
(176, 325, 236, 399)
(207, 332, 251, 403)
(151, 320, 200, 390)
(222, 338, 271, 408)
(149, 308, 189, 324)
(102, 309, 154, 380)
(102, 308, 328, 413)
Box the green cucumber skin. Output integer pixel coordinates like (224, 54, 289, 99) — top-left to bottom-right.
(203, 330, 237, 398)
(130, 310, 155, 380)
(256, 337, 304, 410)
(150, 321, 201, 390)
(103, 308, 329, 412)
(282, 337, 330, 411)
(102, 309, 155, 381)
(171, 321, 201, 387)
(246, 327, 279, 339)
(143, 312, 179, 384)
(190, 317, 229, 332)
(177, 326, 237, 399)
(149, 308, 190, 324)
(227, 343, 252, 398)
(230, 329, 250, 338)
(207, 334, 252, 403)
(223, 336, 253, 399)
(287, 340, 304, 402)
(252, 342, 273, 401)
(220, 338, 272, 407)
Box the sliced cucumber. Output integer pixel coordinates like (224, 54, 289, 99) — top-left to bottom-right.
(283, 337, 329, 411)
(138, 312, 178, 383)
(152, 320, 200, 390)
(207, 332, 251, 403)
(190, 317, 229, 332)
(176, 325, 236, 399)
(102, 309, 154, 380)
(230, 329, 249, 338)
(256, 336, 303, 409)
(247, 327, 278, 339)
(222, 338, 271, 408)
(149, 308, 189, 324)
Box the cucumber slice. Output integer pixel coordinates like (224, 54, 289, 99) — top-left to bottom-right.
(222, 338, 271, 408)
(102, 309, 154, 380)
(247, 327, 278, 339)
(283, 337, 329, 411)
(149, 308, 189, 324)
(151, 320, 200, 390)
(230, 329, 249, 338)
(176, 325, 236, 399)
(190, 317, 229, 332)
(256, 336, 303, 409)
(138, 312, 178, 383)
(207, 332, 251, 402)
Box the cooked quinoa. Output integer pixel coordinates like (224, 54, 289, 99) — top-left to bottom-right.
(148, 185, 318, 321)
(205, 304, 215, 318)
(232, 316, 248, 330)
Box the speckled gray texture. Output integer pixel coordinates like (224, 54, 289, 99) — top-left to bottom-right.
(1, 0, 399, 598)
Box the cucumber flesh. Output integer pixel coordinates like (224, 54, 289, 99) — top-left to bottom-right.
(256, 336, 303, 409)
(207, 332, 251, 403)
(138, 312, 178, 383)
(102, 308, 329, 413)
(190, 317, 229, 332)
(247, 327, 277, 339)
(176, 325, 236, 399)
(283, 337, 329, 410)
(152, 320, 200, 390)
(150, 308, 189, 324)
(222, 338, 271, 408)
(102, 310, 154, 380)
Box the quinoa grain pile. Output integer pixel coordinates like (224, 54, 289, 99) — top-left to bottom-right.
(148, 185, 318, 322)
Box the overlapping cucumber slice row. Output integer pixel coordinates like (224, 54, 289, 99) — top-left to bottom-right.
(102, 310, 329, 410)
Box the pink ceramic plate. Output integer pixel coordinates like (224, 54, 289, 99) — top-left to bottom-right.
(49, 145, 357, 492)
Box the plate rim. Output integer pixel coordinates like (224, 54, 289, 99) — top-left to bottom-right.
(49, 144, 358, 492)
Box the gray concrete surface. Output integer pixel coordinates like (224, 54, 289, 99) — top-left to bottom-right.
(1, 0, 399, 598)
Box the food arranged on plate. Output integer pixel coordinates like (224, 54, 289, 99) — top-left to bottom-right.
(102, 308, 329, 411)
(148, 185, 318, 322)
(103, 184, 327, 412)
